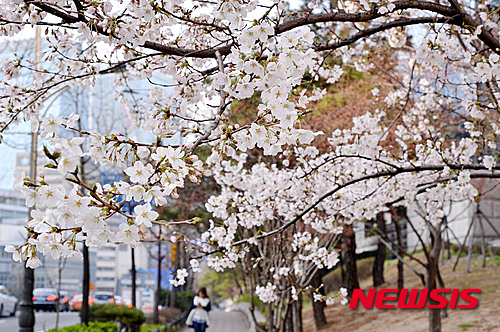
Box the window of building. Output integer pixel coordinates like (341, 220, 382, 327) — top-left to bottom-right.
(97, 267, 114, 271)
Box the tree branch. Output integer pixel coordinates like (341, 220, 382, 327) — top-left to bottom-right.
(314, 16, 460, 53)
(27, 0, 500, 59)
(230, 165, 500, 248)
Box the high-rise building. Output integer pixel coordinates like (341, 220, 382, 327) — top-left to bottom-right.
(94, 215, 151, 294)
(0, 189, 97, 296)
(2, 36, 160, 297)
(0, 189, 29, 297)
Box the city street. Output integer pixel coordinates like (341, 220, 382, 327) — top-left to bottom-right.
(0, 311, 80, 332)
(0, 310, 248, 332)
(180, 310, 250, 332)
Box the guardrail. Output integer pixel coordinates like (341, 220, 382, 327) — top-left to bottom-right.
(148, 310, 189, 332)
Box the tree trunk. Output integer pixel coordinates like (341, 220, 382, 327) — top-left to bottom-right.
(283, 301, 294, 332)
(339, 251, 345, 285)
(19, 265, 35, 332)
(154, 228, 162, 324)
(344, 224, 360, 294)
(266, 303, 273, 332)
(427, 259, 440, 332)
(79, 129, 90, 326)
(176, 242, 183, 292)
(81, 243, 90, 325)
(19, 25, 40, 332)
(128, 202, 137, 309)
(55, 259, 65, 332)
(170, 241, 180, 308)
(293, 293, 303, 332)
(131, 247, 137, 308)
(393, 212, 404, 289)
(310, 270, 327, 330)
(427, 227, 442, 332)
(373, 213, 386, 287)
(233, 271, 244, 296)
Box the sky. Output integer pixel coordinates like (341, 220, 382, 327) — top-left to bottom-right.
(0, 124, 31, 189)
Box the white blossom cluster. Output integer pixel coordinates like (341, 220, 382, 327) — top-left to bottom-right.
(169, 268, 188, 287)
(255, 283, 279, 303)
(203, 102, 488, 303)
(8, 113, 204, 265)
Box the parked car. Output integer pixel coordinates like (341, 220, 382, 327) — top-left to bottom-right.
(91, 292, 115, 305)
(33, 288, 58, 311)
(0, 285, 18, 316)
(114, 295, 123, 306)
(122, 298, 132, 308)
(59, 291, 70, 312)
(69, 294, 83, 311)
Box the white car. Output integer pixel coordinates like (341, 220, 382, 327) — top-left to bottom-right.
(114, 295, 123, 306)
(0, 285, 18, 316)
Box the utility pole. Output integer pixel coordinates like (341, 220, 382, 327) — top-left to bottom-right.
(153, 226, 162, 324)
(81, 243, 90, 324)
(128, 203, 137, 308)
(78, 112, 90, 325)
(131, 247, 136, 308)
(19, 26, 41, 332)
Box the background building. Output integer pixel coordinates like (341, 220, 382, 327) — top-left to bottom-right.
(0, 189, 29, 296)
(0, 38, 167, 300)
(355, 194, 500, 256)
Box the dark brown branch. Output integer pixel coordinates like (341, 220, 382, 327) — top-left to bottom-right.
(277, 1, 455, 34)
(230, 165, 500, 248)
(72, 0, 87, 23)
(374, 227, 427, 267)
(314, 16, 461, 53)
(27, 0, 500, 58)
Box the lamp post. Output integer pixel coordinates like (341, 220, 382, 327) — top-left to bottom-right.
(18, 26, 41, 332)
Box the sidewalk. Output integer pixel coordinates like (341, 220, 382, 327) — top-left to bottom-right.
(179, 309, 250, 332)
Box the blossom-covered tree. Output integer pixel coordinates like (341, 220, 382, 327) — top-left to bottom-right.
(1, 1, 500, 331)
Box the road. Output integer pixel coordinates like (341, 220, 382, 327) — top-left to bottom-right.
(0, 309, 249, 332)
(0, 311, 80, 332)
(180, 309, 250, 332)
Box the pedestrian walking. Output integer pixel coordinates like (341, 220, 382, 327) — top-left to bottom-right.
(186, 287, 211, 332)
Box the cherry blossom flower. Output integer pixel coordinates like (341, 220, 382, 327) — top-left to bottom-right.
(62, 137, 85, 156)
(116, 224, 140, 246)
(483, 156, 496, 170)
(57, 155, 78, 174)
(40, 114, 62, 136)
(37, 186, 64, 208)
(169, 268, 189, 287)
(125, 161, 154, 184)
(134, 204, 159, 227)
(190, 259, 201, 273)
(4, 245, 22, 262)
(256, 283, 278, 303)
